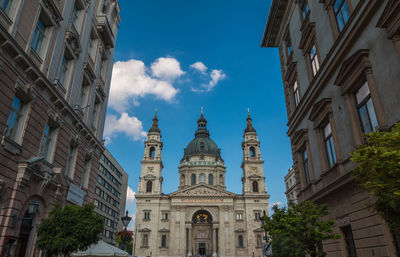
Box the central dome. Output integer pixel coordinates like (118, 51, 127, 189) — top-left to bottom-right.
(183, 111, 221, 158)
(184, 137, 221, 157)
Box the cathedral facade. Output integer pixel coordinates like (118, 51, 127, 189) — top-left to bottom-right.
(133, 111, 269, 257)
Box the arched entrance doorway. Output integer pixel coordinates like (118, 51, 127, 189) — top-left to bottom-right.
(191, 210, 213, 257)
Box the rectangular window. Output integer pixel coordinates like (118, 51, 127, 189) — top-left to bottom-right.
(238, 235, 244, 247)
(65, 144, 77, 178)
(236, 212, 243, 221)
(293, 81, 300, 106)
(356, 82, 378, 133)
(40, 124, 55, 161)
(100, 56, 107, 81)
(303, 149, 311, 184)
(79, 79, 90, 109)
(81, 159, 90, 188)
(31, 18, 46, 55)
(5, 96, 23, 141)
(285, 34, 293, 58)
(323, 122, 337, 167)
(334, 0, 350, 32)
(59, 54, 72, 87)
(309, 44, 320, 76)
(254, 212, 261, 221)
(341, 226, 357, 257)
(92, 98, 101, 129)
(88, 35, 97, 61)
(161, 234, 167, 247)
(144, 211, 150, 220)
(162, 213, 168, 220)
(300, 0, 309, 20)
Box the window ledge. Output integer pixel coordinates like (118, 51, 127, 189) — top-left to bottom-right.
(1, 136, 22, 155)
(159, 246, 168, 249)
(236, 246, 246, 249)
(143, 219, 151, 222)
(161, 219, 169, 222)
(140, 246, 149, 249)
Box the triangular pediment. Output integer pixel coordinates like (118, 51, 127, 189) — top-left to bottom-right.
(143, 174, 157, 180)
(169, 184, 236, 197)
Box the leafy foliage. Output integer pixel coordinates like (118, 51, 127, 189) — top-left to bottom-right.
(115, 230, 133, 254)
(351, 123, 400, 232)
(36, 203, 104, 257)
(262, 201, 339, 257)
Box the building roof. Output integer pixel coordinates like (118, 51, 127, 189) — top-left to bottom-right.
(261, 0, 289, 47)
(183, 112, 221, 158)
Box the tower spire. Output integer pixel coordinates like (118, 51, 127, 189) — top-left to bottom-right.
(149, 109, 161, 133)
(245, 109, 256, 133)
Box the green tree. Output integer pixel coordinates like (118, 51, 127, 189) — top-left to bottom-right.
(36, 203, 104, 257)
(350, 122, 400, 232)
(262, 201, 339, 257)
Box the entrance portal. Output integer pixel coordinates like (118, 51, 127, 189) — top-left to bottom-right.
(191, 210, 213, 257)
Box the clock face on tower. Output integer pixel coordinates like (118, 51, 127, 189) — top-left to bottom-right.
(251, 167, 257, 173)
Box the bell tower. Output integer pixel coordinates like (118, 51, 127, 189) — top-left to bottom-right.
(138, 110, 164, 195)
(241, 110, 267, 195)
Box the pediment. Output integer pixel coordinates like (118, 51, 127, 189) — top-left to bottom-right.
(334, 50, 370, 89)
(170, 184, 236, 197)
(308, 98, 332, 122)
(139, 228, 151, 232)
(377, 0, 400, 38)
(159, 228, 170, 232)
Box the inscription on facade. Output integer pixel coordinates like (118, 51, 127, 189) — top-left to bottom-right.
(181, 198, 224, 202)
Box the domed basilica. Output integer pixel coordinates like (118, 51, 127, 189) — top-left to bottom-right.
(134, 110, 270, 257)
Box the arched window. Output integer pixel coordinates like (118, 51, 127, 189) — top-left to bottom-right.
(149, 147, 155, 158)
(161, 234, 167, 247)
(180, 174, 185, 185)
(219, 174, 223, 185)
(142, 234, 148, 247)
(199, 173, 205, 183)
(252, 181, 259, 192)
(238, 235, 244, 247)
(208, 174, 213, 185)
(146, 181, 152, 192)
(250, 147, 256, 157)
(191, 174, 196, 185)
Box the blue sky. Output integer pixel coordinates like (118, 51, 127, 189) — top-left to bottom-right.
(104, 0, 291, 227)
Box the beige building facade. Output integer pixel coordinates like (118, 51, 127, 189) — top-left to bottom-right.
(0, 0, 120, 256)
(133, 111, 269, 257)
(262, 0, 400, 256)
(94, 148, 128, 245)
(284, 167, 297, 204)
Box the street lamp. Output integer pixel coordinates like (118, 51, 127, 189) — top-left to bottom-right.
(121, 211, 132, 230)
(120, 211, 132, 251)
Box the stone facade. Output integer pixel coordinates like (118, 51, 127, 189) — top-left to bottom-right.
(0, 0, 120, 256)
(284, 167, 297, 204)
(133, 112, 269, 257)
(94, 148, 128, 245)
(262, 0, 400, 256)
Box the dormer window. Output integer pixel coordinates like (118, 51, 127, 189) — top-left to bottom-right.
(200, 142, 205, 151)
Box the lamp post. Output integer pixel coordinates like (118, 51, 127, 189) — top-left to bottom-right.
(120, 211, 132, 251)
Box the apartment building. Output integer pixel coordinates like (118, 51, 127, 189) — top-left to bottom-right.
(0, 0, 120, 256)
(284, 167, 297, 204)
(262, 0, 400, 256)
(94, 148, 128, 245)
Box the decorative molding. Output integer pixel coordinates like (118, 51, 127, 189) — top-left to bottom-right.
(376, 0, 400, 39)
(334, 49, 371, 95)
(308, 98, 332, 126)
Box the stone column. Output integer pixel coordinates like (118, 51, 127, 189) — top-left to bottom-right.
(212, 226, 217, 257)
(188, 227, 192, 256)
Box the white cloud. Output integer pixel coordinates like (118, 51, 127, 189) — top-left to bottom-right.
(126, 186, 136, 204)
(151, 57, 185, 80)
(104, 112, 147, 144)
(109, 59, 180, 112)
(190, 61, 208, 74)
(272, 201, 283, 207)
(192, 68, 226, 92)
